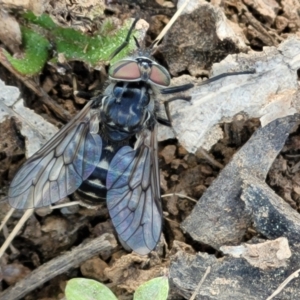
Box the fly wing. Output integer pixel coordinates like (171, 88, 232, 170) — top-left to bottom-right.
(8, 100, 102, 209)
(106, 125, 162, 255)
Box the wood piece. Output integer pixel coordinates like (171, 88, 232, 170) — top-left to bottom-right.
(181, 115, 299, 249)
(244, 12, 278, 45)
(0, 233, 117, 300)
(242, 178, 300, 244)
(0, 209, 34, 258)
(171, 176, 300, 299)
(169, 246, 300, 299)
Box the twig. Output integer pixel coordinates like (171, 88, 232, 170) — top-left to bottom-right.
(164, 217, 180, 226)
(2, 225, 19, 255)
(49, 201, 81, 210)
(244, 12, 277, 46)
(0, 209, 34, 258)
(40, 89, 72, 122)
(0, 207, 15, 231)
(0, 233, 117, 300)
(162, 193, 197, 203)
(152, 0, 190, 49)
(0, 201, 97, 258)
(189, 266, 211, 300)
(266, 269, 300, 300)
(197, 148, 224, 169)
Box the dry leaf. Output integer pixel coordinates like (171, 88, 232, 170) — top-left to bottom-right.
(0, 10, 21, 54)
(0, 79, 58, 157)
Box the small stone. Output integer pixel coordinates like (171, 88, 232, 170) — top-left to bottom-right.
(200, 164, 213, 175)
(205, 176, 215, 186)
(160, 145, 176, 164)
(171, 159, 181, 169)
(63, 99, 76, 114)
(41, 215, 68, 236)
(42, 77, 55, 93)
(293, 186, 300, 195)
(160, 170, 168, 193)
(194, 185, 207, 198)
(80, 256, 109, 282)
(275, 16, 288, 32)
(170, 240, 195, 255)
(2, 263, 31, 285)
(171, 174, 179, 182)
(184, 154, 198, 168)
(178, 145, 188, 157)
(60, 84, 73, 98)
(243, 0, 279, 25)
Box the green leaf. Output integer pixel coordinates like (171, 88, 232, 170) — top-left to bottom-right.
(3, 27, 50, 75)
(2, 12, 139, 76)
(133, 277, 169, 300)
(23, 12, 138, 65)
(65, 278, 118, 300)
(23, 11, 57, 30)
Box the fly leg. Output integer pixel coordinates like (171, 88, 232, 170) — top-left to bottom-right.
(156, 95, 191, 127)
(162, 95, 192, 126)
(158, 83, 194, 126)
(159, 69, 255, 126)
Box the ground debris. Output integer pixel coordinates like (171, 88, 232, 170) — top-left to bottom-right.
(168, 37, 300, 153)
(0, 233, 117, 300)
(2, 0, 300, 299)
(0, 79, 58, 158)
(169, 246, 300, 300)
(1, 263, 31, 285)
(159, 0, 247, 76)
(181, 115, 299, 249)
(220, 237, 291, 270)
(104, 253, 166, 295)
(80, 256, 109, 282)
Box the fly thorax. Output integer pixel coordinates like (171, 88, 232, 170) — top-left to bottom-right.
(101, 82, 153, 141)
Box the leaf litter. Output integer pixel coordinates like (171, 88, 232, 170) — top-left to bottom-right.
(1, 0, 300, 299)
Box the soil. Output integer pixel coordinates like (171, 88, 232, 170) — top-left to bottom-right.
(0, 0, 300, 299)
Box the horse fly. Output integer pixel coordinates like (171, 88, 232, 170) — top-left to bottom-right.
(6, 4, 193, 255)
(4, 0, 253, 255)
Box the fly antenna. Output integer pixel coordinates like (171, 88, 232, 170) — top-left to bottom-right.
(133, 36, 141, 49)
(150, 0, 190, 51)
(109, 17, 139, 60)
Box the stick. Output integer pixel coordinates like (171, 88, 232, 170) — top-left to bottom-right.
(0, 233, 117, 300)
(48, 201, 81, 210)
(0, 207, 15, 231)
(197, 148, 224, 169)
(189, 266, 211, 300)
(151, 0, 190, 49)
(0, 200, 98, 258)
(0, 209, 34, 258)
(2, 225, 19, 255)
(266, 269, 300, 300)
(162, 193, 197, 203)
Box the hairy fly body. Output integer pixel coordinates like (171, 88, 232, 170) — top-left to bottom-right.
(7, 19, 191, 255)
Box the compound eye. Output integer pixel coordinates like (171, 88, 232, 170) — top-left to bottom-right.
(149, 64, 170, 86)
(109, 60, 141, 80)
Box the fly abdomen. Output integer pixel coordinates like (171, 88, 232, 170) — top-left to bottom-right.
(77, 140, 123, 204)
